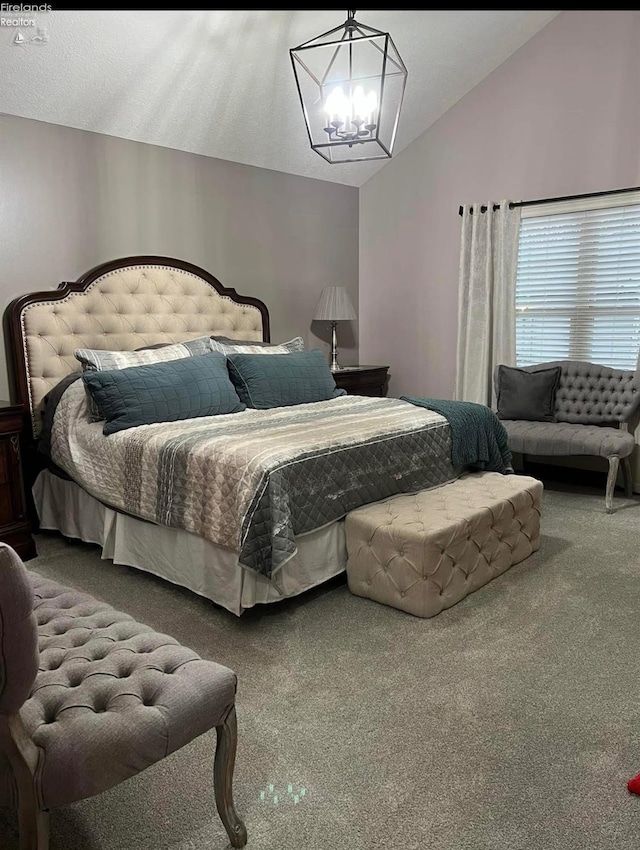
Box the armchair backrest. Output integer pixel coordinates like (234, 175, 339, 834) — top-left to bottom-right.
(0, 544, 39, 715)
(496, 361, 640, 425)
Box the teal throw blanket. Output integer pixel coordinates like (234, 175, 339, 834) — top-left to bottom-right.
(400, 396, 513, 474)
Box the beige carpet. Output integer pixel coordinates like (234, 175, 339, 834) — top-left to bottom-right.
(2, 477, 640, 849)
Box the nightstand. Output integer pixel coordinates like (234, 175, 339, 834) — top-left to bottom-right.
(332, 365, 389, 397)
(0, 401, 36, 560)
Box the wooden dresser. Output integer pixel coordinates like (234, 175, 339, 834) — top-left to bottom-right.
(0, 401, 36, 560)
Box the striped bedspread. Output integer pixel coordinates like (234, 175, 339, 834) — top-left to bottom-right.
(49, 381, 457, 578)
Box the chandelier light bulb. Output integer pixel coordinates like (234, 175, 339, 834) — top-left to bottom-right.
(323, 84, 378, 141)
(324, 86, 350, 129)
(351, 85, 368, 119)
(366, 90, 378, 116)
(323, 86, 346, 118)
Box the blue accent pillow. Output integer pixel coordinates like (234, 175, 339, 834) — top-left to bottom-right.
(82, 351, 245, 435)
(226, 349, 347, 409)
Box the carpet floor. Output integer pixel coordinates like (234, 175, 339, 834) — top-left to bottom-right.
(2, 477, 640, 849)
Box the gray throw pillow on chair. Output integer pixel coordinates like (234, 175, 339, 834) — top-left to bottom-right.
(495, 364, 561, 421)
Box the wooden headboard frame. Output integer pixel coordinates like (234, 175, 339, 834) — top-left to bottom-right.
(3, 255, 270, 468)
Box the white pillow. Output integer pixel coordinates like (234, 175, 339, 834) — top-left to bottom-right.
(208, 336, 304, 355)
(74, 336, 214, 372)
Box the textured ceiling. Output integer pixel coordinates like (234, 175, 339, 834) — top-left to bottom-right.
(0, 10, 560, 187)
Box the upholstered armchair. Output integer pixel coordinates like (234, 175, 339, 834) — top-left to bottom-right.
(0, 543, 247, 849)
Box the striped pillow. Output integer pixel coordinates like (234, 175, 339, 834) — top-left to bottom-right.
(209, 336, 304, 356)
(75, 336, 213, 372)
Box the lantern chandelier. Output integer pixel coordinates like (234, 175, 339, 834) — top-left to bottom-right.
(290, 9, 408, 164)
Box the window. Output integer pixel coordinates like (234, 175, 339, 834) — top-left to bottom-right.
(515, 192, 640, 370)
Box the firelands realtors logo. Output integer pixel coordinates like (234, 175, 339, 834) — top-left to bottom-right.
(1, 3, 51, 45)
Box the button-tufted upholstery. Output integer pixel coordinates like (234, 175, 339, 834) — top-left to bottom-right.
(345, 473, 542, 618)
(502, 420, 635, 458)
(0, 543, 247, 848)
(0, 546, 39, 716)
(19, 265, 265, 436)
(503, 360, 640, 425)
(494, 361, 639, 512)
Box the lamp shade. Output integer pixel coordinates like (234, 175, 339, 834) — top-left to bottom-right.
(314, 286, 357, 322)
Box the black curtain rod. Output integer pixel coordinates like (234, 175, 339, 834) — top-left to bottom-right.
(457, 184, 640, 216)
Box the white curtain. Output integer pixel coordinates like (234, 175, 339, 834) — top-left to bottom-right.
(455, 200, 521, 406)
(632, 349, 640, 493)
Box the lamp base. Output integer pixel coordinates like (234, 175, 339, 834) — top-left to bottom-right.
(329, 321, 342, 372)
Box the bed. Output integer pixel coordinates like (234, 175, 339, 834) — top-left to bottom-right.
(4, 255, 460, 616)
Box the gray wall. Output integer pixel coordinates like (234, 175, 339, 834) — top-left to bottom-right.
(359, 10, 640, 399)
(0, 115, 359, 401)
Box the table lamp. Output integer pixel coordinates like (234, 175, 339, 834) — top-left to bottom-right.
(313, 286, 357, 371)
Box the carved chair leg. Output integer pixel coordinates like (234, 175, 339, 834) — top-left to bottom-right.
(622, 456, 633, 498)
(18, 801, 49, 850)
(214, 706, 247, 848)
(0, 715, 49, 850)
(605, 455, 620, 514)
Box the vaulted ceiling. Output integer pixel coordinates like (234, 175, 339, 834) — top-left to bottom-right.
(0, 10, 560, 187)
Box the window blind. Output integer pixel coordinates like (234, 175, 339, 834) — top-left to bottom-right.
(515, 201, 640, 370)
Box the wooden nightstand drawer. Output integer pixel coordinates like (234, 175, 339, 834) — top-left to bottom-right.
(0, 445, 7, 485)
(0, 402, 36, 560)
(0, 482, 14, 525)
(333, 365, 389, 397)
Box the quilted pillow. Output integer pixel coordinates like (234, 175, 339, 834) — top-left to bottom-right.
(74, 337, 214, 420)
(227, 349, 346, 409)
(209, 336, 305, 356)
(81, 352, 245, 435)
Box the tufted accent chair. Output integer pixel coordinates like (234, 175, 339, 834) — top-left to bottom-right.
(0, 543, 247, 849)
(495, 360, 640, 512)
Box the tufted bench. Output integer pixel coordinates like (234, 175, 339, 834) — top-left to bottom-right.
(494, 361, 640, 512)
(345, 472, 542, 618)
(0, 543, 247, 849)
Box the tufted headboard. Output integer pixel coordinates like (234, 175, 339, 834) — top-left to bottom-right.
(4, 256, 270, 439)
(514, 360, 640, 425)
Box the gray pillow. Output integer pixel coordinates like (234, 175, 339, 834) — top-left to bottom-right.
(227, 349, 346, 409)
(82, 351, 245, 435)
(495, 364, 562, 421)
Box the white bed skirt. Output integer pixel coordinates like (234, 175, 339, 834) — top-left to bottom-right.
(33, 470, 347, 616)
